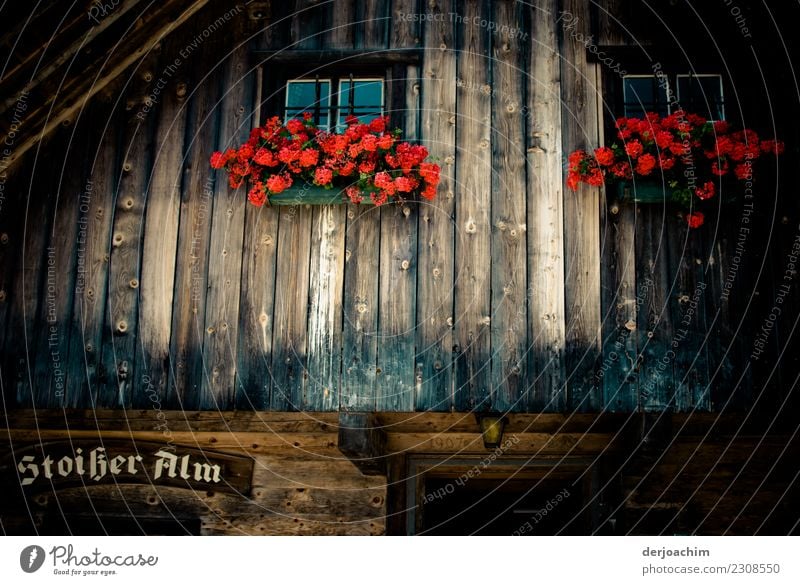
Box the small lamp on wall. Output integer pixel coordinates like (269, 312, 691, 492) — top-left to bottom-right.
(476, 413, 506, 449)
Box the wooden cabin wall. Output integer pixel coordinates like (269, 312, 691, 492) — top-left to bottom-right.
(1, 0, 797, 416)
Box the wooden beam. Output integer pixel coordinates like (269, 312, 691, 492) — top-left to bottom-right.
(337, 413, 387, 476)
(251, 48, 422, 65)
(1, 0, 210, 170)
(0, 0, 144, 117)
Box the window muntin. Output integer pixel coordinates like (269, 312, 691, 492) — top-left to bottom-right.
(336, 78, 384, 131)
(285, 79, 331, 129)
(622, 75, 670, 117)
(284, 76, 385, 131)
(676, 74, 725, 121)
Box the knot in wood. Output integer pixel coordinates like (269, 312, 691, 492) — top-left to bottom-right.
(401, 260, 410, 270)
(356, 302, 368, 314)
(625, 320, 637, 331)
(465, 220, 477, 234)
(433, 268, 441, 278)
(0, 232, 8, 244)
(129, 279, 139, 289)
(116, 320, 128, 333)
(112, 233, 124, 246)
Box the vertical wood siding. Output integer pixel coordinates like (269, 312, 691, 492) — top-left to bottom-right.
(2, 0, 789, 414)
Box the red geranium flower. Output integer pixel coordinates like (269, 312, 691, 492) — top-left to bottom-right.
(314, 167, 334, 186)
(687, 212, 704, 228)
(695, 181, 716, 200)
(594, 146, 615, 167)
(624, 140, 644, 159)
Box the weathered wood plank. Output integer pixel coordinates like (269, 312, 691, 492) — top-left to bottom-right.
(325, 0, 355, 48)
(0, 155, 31, 405)
(358, 0, 390, 49)
(98, 57, 159, 408)
(31, 114, 93, 407)
(490, 0, 527, 412)
(169, 39, 223, 410)
(526, 0, 566, 411)
(669, 218, 711, 411)
(269, 205, 313, 411)
(453, 0, 492, 412)
(290, 0, 325, 49)
(376, 200, 418, 411)
(303, 0, 353, 412)
(600, 200, 639, 412)
(373, 1, 422, 413)
(199, 26, 253, 410)
(65, 96, 121, 409)
(305, 204, 346, 411)
(635, 205, 675, 411)
(132, 37, 190, 409)
(268, 1, 320, 410)
(340, 205, 380, 411)
(235, 67, 279, 410)
(415, 0, 455, 411)
(4, 130, 69, 407)
(559, 0, 602, 411)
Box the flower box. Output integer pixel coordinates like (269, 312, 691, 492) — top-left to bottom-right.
(615, 180, 672, 203)
(210, 114, 440, 208)
(264, 183, 409, 206)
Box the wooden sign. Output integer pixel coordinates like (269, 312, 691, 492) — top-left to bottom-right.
(1, 441, 254, 495)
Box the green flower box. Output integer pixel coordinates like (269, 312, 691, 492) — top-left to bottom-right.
(615, 180, 673, 203)
(267, 184, 394, 206)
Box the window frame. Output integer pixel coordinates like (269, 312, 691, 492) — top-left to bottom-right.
(262, 62, 405, 132)
(675, 73, 725, 121)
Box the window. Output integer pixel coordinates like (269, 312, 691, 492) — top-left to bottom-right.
(676, 74, 724, 120)
(623, 75, 670, 117)
(284, 75, 384, 131)
(621, 73, 724, 120)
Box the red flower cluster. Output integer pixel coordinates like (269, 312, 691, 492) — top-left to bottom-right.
(566, 111, 784, 228)
(210, 113, 440, 207)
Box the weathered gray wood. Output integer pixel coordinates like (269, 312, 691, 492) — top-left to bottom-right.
(453, 0, 492, 412)
(560, 0, 602, 411)
(600, 201, 639, 412)
(251, 50, 421, 63)
(526, 0, 566, 411)
(376, 201, 417, 411)
(235, 66, 278, 410)
(415, 0, 454, 412)
(5, 132, 71, 407)
(635, 205, 675, 411)
(337, 412, 387, 475)
(169, 38, 223, 410)
(305, 205, 346, 411)
(669, 219, 711, 411)
(65, 96, 121, 409)
(133, 36, 190, 410)
(268, 1, 320, 411)
(304, 0, 353, 412)
(32, 113, 93, 407)
(0, 155, 31, 404)
(98, 53, 161, 408)
(200, 28, 253, 410)
(374, 0, 421, 412)
(490, 0, 527, 412)
(358, 0, 390, 49)
(341, 205, 380, 411)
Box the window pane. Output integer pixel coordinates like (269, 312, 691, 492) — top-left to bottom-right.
(623, 76, 669, 117)
(677, 75, 724, 120)
(285, 80, 331, 128)
(336, 78, 384, 130)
